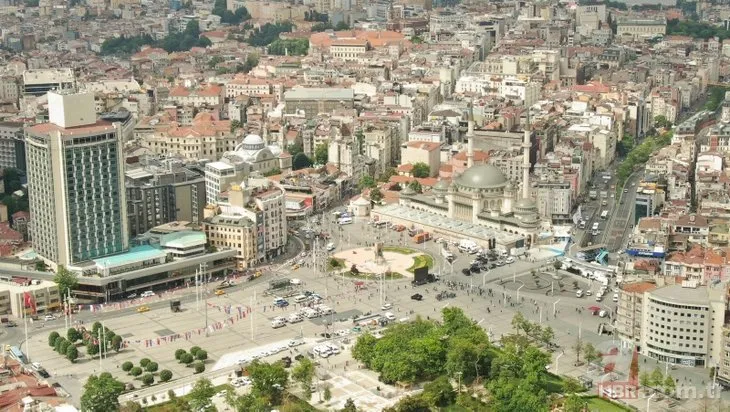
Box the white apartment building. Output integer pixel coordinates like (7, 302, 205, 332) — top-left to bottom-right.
(22, 68, 75, 96)
(205, 161, 243, 204)
(203, 213, 257, 269)
(499, 78, 540, 106)
(0, 122, 23, 170)
(535, 180, 572, 223)
(640, 282, 725, 367)
(330, 39, 368, 61)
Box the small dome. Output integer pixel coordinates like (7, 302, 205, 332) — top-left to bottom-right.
(239, 134, 265, 150)
(401, 185, 416, 196)
(455, 164, 507, 189)
(433, 179, 450, 192)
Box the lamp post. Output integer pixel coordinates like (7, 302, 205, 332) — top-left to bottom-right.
(516, 284, 524, 302)
(553, 299, 561, 316)
(555, 351, 564, 374)
(646, 392, 656, 412)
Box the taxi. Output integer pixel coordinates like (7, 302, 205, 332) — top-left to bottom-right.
(136, 305, 150, 313)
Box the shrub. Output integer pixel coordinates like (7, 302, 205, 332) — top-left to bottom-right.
(159, 370, 173, 382)
(48, 332, 60, 347)
(54, 337, 66, 353)
(140, 358, 151, 368)
(122, 361, 134, 372)
(130, 367, 143, 377)
(66, 345, 79, 363)
(196, 350, 207, 361)
(180, 353, 194, 365)
(190, 346, 201, 357)
(67, 328, 82, 342)
(141, 373, 154, 386)
(174, 349, 186, 360)
(146, 362, 158, 373)
(91, 321, 102, 334)
(59, 340, 71, 355)
(194, 362, 205, 374)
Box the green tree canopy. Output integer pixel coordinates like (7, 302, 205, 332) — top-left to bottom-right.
(188, 378, 216, 411)
(315, 143, 329, 164)
(268, 39, 309, 56)
(80, 373, 125, 412)
(358, 175, 377, 190)
(370, 188, 384, 203)
(292, 152, 313, 170)
(411, 162, 430, 178)
(291, 357, 315, 399)
(407, 180, 422, 194)
(247, 360, 289, 405)
(248, 22, 295, 47)
(54, 266, 78, 302)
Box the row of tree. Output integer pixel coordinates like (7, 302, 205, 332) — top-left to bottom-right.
(268, 39, 310, 56)
(48, 322, 124, 363)
(212, 0, 250, 25)
(121, 358, 172, 386)
(311, 21, 351, 32)
(248, 22, 295, 47)
(174, 346, 208, 374)
(667, 18, 730, 41)
(99, 21, 211, 55)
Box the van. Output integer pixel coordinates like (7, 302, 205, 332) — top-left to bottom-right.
(288, 313, 303, 323)
(326, 242, 335, 251)
(576, 290, 584, 298)
(613, 293, 619, 302)
(338, 217, 353, 225)
(294, 295, 310, 304)
(141, 291, 155, 298)
(271, 319, 286, 329)
(601, 386, 619, 399)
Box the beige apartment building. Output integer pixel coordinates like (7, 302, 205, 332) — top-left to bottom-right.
(203, 214, 257, 269)
(139, 114, 238, 160)
(0, 279, 61, 318)
(616, 18, 666, 41)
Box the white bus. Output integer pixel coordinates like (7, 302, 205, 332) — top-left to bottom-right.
(338, 216, 353, 225)
(600, 210, 608, 219)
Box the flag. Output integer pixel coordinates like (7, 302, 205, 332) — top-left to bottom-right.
(23, 292, 37, 315)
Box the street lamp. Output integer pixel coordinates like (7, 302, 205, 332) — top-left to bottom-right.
(646, 392, 656, 412)
(553, 299, 561, 317)
(482, 270, 489, 287)
(516, 284, 524, 302)
(555, 350, 564, 374)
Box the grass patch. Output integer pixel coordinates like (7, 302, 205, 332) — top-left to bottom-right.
(382, 246, 418, 254)
(337, 271, 404, 281)
(147, 383, 233, 411)
(585, 396, 633, 412)
(326, 257, 346, 272)
(406, 254, 434, 273)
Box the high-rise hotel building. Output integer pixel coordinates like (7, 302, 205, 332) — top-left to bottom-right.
(25, 91, 128, 268)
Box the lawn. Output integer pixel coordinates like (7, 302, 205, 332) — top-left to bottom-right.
(382, 246, 418, 254)
(586, 396, 633, 412)
(326, 257, 346, 271)
(406, 254, 434, 273)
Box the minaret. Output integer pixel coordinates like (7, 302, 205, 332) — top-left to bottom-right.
(467, 120, 474, 168)
(522, 110, 531, 199)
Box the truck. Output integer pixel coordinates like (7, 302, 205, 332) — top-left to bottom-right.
(510, 247, 525, 257)
(412, 232, 432, 244)
(600, 191, 608, 199)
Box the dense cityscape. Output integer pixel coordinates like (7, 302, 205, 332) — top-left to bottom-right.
(1, 0, 730, 410)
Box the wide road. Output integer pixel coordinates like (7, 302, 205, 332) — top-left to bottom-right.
(604, 171, 644, 252)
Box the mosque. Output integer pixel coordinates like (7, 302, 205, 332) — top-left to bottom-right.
(372, 120, 548, 249)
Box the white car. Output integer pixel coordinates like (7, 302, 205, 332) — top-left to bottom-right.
(288, 339, 303, 347)
(381, 303, 393, 310)
(43, 314, 55, 321)
(384, 312, 396, 321)
(505, 257, 515, 264)
(140, 291, 155, 298)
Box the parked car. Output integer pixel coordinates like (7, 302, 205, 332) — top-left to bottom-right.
(140, 291, 155, 298)
(126, 293, 137, 299)
(381, 303, 393, 310)
(411, 293, 423, 301)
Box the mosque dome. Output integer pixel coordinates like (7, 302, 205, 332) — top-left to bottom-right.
(239, 134, 266, 150)
(455, 164, 508, 189)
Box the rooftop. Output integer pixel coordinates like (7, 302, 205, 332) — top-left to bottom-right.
(649, 284, 711, 306)
(284, 88, 354, 101)
(93, 245, 168, 271)
(160, 231, 206, 249)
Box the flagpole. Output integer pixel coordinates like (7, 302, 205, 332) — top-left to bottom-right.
(23, 299, 29, 363)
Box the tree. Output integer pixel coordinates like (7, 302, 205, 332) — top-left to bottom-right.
(196, 350, 207, 361)
(248, 360, 289, 405)
(141, 373, 154, 386)
(341, 398, 358, 412)
(87, 343, 99, 357)
(66, 345, 79, 362)
(54, 337, 66, 353)
(92, 322, 102, 335)
(190, 346, 201, 357)
(48, 332, 60, 347)
(640, 371, 652, 389)
(130, 367, 143, 377)
(59, 340, 71, 355)
(654, 115, 672, 129)
(230, 119, 242, 133)
(194, 362, 205, 373)
(583, 343, 601, 364)
(54, 266, 78, 299)
(122, 361, 134, 372)
(35, 261, 47, 272)
(175, 349, 187, 360)
(563, 393, 585, 412)
(663, 374, 676, 395)
(111, 335, 123, 352)
(315, 143, 329, 164)
(292, 152, 313, 170)
(181, 353, 195, 365)
(573, 338, 583, 363)
(358, 175, 376, 190)
(80, 373, 125, 412)
(140, 358, 151, 368)
(291, 358, 315, 399)
(323, 385, 332, 402)
(370, 188, 383, 203)
(146, 362, 159, 373)
(188, 378, 215, 411)
(408, 180, 422, 194)
(421, 375, 455, 407)
(562, 377, 583, 394)
(411, 162, 430, 178)
(378, 167, 397, 182)
(650, 367, 664, 388)
(383, 394, 429, 412)
(160, 369, 173, 382)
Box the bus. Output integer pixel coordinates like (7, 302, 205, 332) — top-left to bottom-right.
(338, 216, 353, 225)
(8, 346, 26, 364)
(600, 210, 608, 219)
